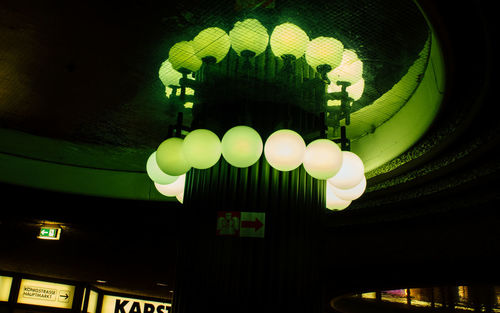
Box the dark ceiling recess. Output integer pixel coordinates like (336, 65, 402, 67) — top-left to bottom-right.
(0, 0, 498, 305)
(0, 0, 427, 149)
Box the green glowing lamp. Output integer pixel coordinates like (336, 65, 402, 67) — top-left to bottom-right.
(146, 152, 179, 185)
(154, 174, 186, 197)
(303, 139, 343, 180)
(221, 125, 263, 168)
(305, 37, 344, 74)
(330, 176, 366, 201)
(264, 129, 305, 171)
(326, 183, 351, 210)
(158, 59, 182, 87)
(327, 49, 363, 85)
(270, 23, 309, 60)
(327, 151, 365, 189)
(192, 27, 231, 63)
(229, 19, 269, 57)
(156, 137, 192, 176)
(182, 129, 222, 169)
(168, 41, 202, 73)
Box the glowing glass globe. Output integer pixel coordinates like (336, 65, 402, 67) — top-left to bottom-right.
(182, 129, 221, 169)
(326, 183, 351, 210)
(192, 27, 231, 63)
(176, 192, 184, 204)
(327, 49, 363, 84)
(305, 37, 344, 71)
(229, 19, 269, 57)
(327, 78, 365, 106)
(327, 151, 365, 189)
(270, 23, 309, 59)
(221, 125, 263, 168)
(146, 152, 179, 185)
(264, 129, 306, 171)
(154, 174, 186, 197)
(302, 139, 342, 179)
(156, 137, 191, 176)
(168, 41, 202, 72)
(158, 59, 182, 88)
(330, 176, 367, 201)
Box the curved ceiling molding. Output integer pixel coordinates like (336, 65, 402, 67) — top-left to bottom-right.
(350, 31, 444, 173)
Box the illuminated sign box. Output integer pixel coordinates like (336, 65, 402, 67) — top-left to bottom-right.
(37, 227, 61, 240)
(17, 279, 75, 309)
(81, 289, 99, 313)
(101, 295, 171, 313)
(0, 275, 13, 302)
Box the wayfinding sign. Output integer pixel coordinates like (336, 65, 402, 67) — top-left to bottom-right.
(17, 279, 75, 309)
(101, 295, 171, 313)
(216, 211, 265, 238)
(0, 275, 13, 302)
(37, 227, 61, 240)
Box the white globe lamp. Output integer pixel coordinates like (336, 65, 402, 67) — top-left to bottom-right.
(303, 139, 343, 179)
(154, 174, 186, 197)
(330, 176, 367, 201)
(264, 129, 305, 171)
(326, 183, 351, 210)
(327, 151, 365, 189)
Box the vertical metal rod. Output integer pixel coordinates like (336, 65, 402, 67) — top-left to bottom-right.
(176, 112, 183, 137)
(340, 125, 350, 151)
(180, 72, 187, 100)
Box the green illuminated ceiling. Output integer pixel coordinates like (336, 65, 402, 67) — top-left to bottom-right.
(0, 0, 444, 200)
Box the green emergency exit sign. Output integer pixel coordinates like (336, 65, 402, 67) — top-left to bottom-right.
(38, 227, 61, 240)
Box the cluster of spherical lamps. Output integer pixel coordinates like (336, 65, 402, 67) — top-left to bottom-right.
(151, 18, 367, 210)
(158, 19, 364, 107)
(147, 126, 366, 210)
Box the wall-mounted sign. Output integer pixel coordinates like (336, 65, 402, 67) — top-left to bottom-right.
(0, 275, 13, 302)
(81, 289, 99, 313)
(17, 279, 75, 309)
(87, 290, 99, 313)
(37, 227, 61, 240)
(101, 295, 171, 313)
(216, 211, 265, 238)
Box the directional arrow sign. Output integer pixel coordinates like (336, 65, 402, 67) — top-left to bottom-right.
(241, 219, 263, 231)
(240, 212, 265, 238)
(216, 211, 266, 238)
(38, 227, 61, 240)
(58, 291, 70, 303)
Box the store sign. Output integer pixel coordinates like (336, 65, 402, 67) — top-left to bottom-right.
(0, 275, 13, 302)
(101, 295, 171, 313)
(17, 279, 75, 309)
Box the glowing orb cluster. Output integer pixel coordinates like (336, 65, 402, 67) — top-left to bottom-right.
(147, 125, 366, 209)
(325, 151, 366, 211)
(159, 19, 364, 106)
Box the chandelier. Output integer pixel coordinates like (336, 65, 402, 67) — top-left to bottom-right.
(146, 18, 367, 210)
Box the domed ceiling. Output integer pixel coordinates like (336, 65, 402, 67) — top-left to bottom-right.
(0, 0, 443, 200)
(0, 0, 497, 302)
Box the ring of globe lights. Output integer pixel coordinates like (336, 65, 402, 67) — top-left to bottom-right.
(158, 19, 365, 109)
(153, 18, 367, 209)
(148, 126, 366, 210)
